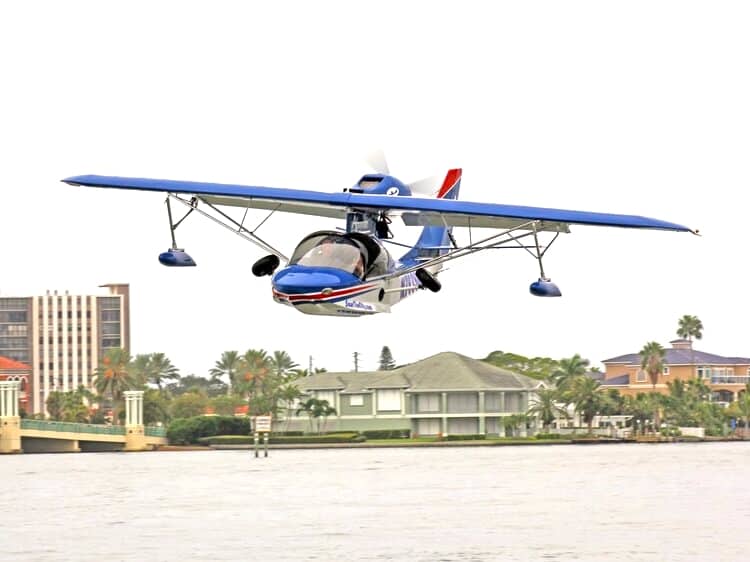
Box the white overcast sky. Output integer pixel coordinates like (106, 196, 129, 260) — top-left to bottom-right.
(2, 2, 748, 375)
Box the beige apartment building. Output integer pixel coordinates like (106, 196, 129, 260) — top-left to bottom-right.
(0, 284, 130, 414)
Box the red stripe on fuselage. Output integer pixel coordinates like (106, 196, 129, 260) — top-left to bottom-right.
(436, 168, 462, 199)
(273, 283, 376, 303)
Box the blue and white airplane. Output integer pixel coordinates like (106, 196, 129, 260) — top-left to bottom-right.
(63, 164, 695, 317)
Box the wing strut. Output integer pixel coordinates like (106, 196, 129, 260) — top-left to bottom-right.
(156, 197, 198, 266)
(528, 226, 562, 297)
(170, 194, 288, 262)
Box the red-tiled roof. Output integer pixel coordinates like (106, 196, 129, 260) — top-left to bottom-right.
(0, 356, 32, 371)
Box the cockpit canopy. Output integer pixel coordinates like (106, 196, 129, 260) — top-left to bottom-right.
(289, 231, 391, 279)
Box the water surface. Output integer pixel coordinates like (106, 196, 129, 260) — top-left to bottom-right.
(3, 442, 748, 561)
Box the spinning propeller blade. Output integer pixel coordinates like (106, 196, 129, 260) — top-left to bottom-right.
(407, 174, 441, 196)
(366, 149, 440, 196)
(365, 149, 390, 175)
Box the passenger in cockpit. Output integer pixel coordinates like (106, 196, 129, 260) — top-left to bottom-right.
(352, 255, 365, 278)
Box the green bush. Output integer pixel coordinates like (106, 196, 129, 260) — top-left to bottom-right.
(535, 433, 564, 440)
(198, 435, 254, 445)
(198, 432, 363, 445)
(443, 434, 486, 441)
(361, 429, 411, 439)
(659, 427, 682, 437)
(167, 415, 251, 445)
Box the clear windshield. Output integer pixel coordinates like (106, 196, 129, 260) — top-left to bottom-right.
(291, 234, 366, 277)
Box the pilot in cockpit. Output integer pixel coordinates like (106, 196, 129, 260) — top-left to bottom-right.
(298, 235, 365, 278)
(352, 254, 365, 278)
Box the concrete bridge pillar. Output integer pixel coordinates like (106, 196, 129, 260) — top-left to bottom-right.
(0, 381, 22, 454)
(123, 390, 147, 451)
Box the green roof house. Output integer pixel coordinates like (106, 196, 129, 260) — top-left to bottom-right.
(286, 352, 546, 437)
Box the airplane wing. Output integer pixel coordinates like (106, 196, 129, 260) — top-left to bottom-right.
(62, 174, 695, 233)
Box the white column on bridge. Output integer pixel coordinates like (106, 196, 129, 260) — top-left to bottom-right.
(123, 390, 144, 426)
(1, 381, 20, 417)
(0, 381, 22, 454)
(123, 390, 147, 452)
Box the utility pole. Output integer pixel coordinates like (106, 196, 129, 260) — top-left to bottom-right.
(308, 355, 313, 376)
(353, 351, 359, 372)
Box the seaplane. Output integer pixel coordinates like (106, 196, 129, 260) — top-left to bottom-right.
(63, 156, 696, 317)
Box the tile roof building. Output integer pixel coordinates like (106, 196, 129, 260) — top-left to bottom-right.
(600, 338, 750, 402)
(0, 356, 32, 413)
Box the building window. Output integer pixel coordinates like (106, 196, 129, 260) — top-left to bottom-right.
(697, 366, 710, 379)
(504, 393, 522, 413)
(377, 389, 401, 411)
(315, 390, 335, 406)
(417, 393, 440, 412)
(636, 369, 647, 382)
(349, 394, 364, 407)
(447, 393, 479, 414)
(101, 310, 121, 322)
(663, 367, 670, 376)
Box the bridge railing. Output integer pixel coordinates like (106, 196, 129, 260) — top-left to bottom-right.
(145, 426, 167, 437)
(20, 419, 166, 438)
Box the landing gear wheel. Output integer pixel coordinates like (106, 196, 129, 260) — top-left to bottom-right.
(416, 268, 441, 293)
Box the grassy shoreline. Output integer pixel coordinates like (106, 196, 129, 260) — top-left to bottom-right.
(155, 435, 747, 451)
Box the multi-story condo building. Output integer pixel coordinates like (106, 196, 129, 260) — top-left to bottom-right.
(0, 284, 130, 414)
(600, 338, 750, 403)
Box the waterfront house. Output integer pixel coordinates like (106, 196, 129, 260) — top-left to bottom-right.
(285, 351, 546, 436)
(600, 339, 750, 403)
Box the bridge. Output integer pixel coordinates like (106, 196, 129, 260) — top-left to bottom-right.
(18, 418, 168, 453)
(1, 382, 168, 453)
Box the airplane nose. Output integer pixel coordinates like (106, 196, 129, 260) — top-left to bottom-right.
(272, 265, 356, 294)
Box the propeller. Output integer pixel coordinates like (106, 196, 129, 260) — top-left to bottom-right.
(365, 149, 441, 196)
(365, 149, 390, 175)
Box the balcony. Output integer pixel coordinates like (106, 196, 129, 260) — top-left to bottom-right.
(710, 375, 750, 385)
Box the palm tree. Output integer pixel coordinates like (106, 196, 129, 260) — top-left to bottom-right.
(130, 353, 154, 387)
(148, 353, 180, 392)
(238, 349, 275, 415)
(734, 384, 750, 436)
(623, 393, 656, 435)
(677, 315, 704, 379)
(640, 341, 666, 429)
(526, 389, 569, 430)
(93, 348, 135, 424)
(640, 341, 666, 390)
(567, 376, 602, 434)
(278, 383, 305, 431)
(296, 397, 337, 434)
(270, 350, 299, 382)
(210, 351, 241, 396)
(550, 354, 590, 399)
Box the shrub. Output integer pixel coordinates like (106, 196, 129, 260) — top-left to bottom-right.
(167, 415, 251, 445)
(535, 433, 564, 440)
(197, 432, 363, 445)
(443, 434, 486, 441)
(361, 429, 411, 439)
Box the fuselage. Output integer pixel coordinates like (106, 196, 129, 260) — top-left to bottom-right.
(270, 230, 421, 316)
(268, 170, 459, 316)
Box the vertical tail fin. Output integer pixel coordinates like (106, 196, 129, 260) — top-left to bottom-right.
(400, 169, 462, 266)
(435, 168, 462, 201)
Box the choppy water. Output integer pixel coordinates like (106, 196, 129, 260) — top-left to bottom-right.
(3, 442, 749, 561)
